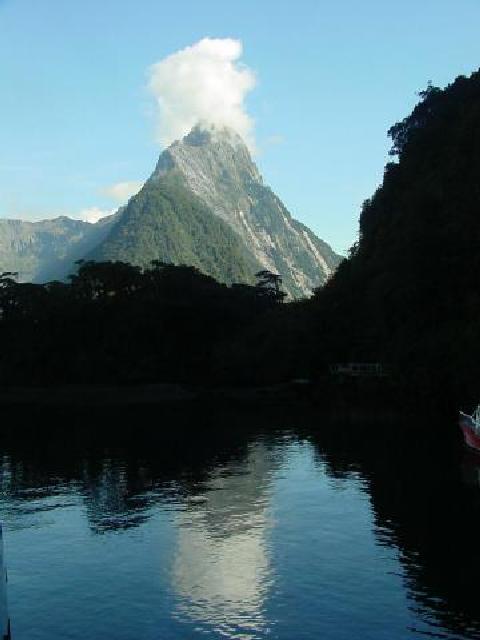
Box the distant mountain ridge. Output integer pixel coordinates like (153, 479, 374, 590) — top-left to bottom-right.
(0, 125, 340, 297)
(0, 214, 118, 282)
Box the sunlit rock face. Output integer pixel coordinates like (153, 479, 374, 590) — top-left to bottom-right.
(152, 124, 341, 298)
(172, 442, 280, 639)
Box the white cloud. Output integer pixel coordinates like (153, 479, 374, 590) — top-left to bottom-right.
(101, 180, 143, 202)
(73, 207, 115, 224)
(148, 38, 256, 150)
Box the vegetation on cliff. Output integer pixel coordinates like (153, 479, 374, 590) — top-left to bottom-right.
(90, 172, 260, 286)
(310, 70, 480, 406)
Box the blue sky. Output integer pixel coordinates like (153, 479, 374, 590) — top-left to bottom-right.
(1, 0, 480, 254)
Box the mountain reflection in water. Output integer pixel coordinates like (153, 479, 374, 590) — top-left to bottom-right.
(0, 405, 479, 640)
(172, 441, 278, 638)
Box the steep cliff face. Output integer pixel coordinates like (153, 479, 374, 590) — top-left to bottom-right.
(0, 214, 118, 282)
(149, 125, 340, 297)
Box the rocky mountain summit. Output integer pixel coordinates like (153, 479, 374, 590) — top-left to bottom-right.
(1, 125, 340, 297)
(94, 125, 340, 297)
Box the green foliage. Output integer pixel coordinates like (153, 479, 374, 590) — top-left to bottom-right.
(90, 172, 260, 286)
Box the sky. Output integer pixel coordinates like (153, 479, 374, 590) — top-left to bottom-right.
(1, 0, 480, 254)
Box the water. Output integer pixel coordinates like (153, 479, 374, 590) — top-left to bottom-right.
(0, 405, 479, 639)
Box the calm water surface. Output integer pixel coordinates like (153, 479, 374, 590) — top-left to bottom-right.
(0, 406, 479, 639)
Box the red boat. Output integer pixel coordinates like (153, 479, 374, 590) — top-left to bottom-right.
(459, 407, 480, 452)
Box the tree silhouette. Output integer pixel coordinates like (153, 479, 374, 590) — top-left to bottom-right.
(255, 270, 286, 302)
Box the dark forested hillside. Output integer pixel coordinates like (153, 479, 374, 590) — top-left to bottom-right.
(311, 70, 480, 407)
(0, 261, 286, 386)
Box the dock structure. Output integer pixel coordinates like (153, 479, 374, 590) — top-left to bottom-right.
(0, 525, 10, 639)
(329, 362, 387, 378)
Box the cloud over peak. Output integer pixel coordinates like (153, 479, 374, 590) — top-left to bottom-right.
(148, 38, 256, 151)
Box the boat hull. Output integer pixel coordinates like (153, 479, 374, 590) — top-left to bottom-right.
(459, 413, 480, 452)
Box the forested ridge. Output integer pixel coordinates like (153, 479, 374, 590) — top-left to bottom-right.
(310, 69, 480, 408)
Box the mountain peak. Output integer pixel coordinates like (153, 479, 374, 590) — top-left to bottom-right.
(152, 122, 262, 187)
(183, 123, 246, 149)
(148, 122, 339, 297)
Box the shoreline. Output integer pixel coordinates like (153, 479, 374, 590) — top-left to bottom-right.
(0, 382, 308, 408)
